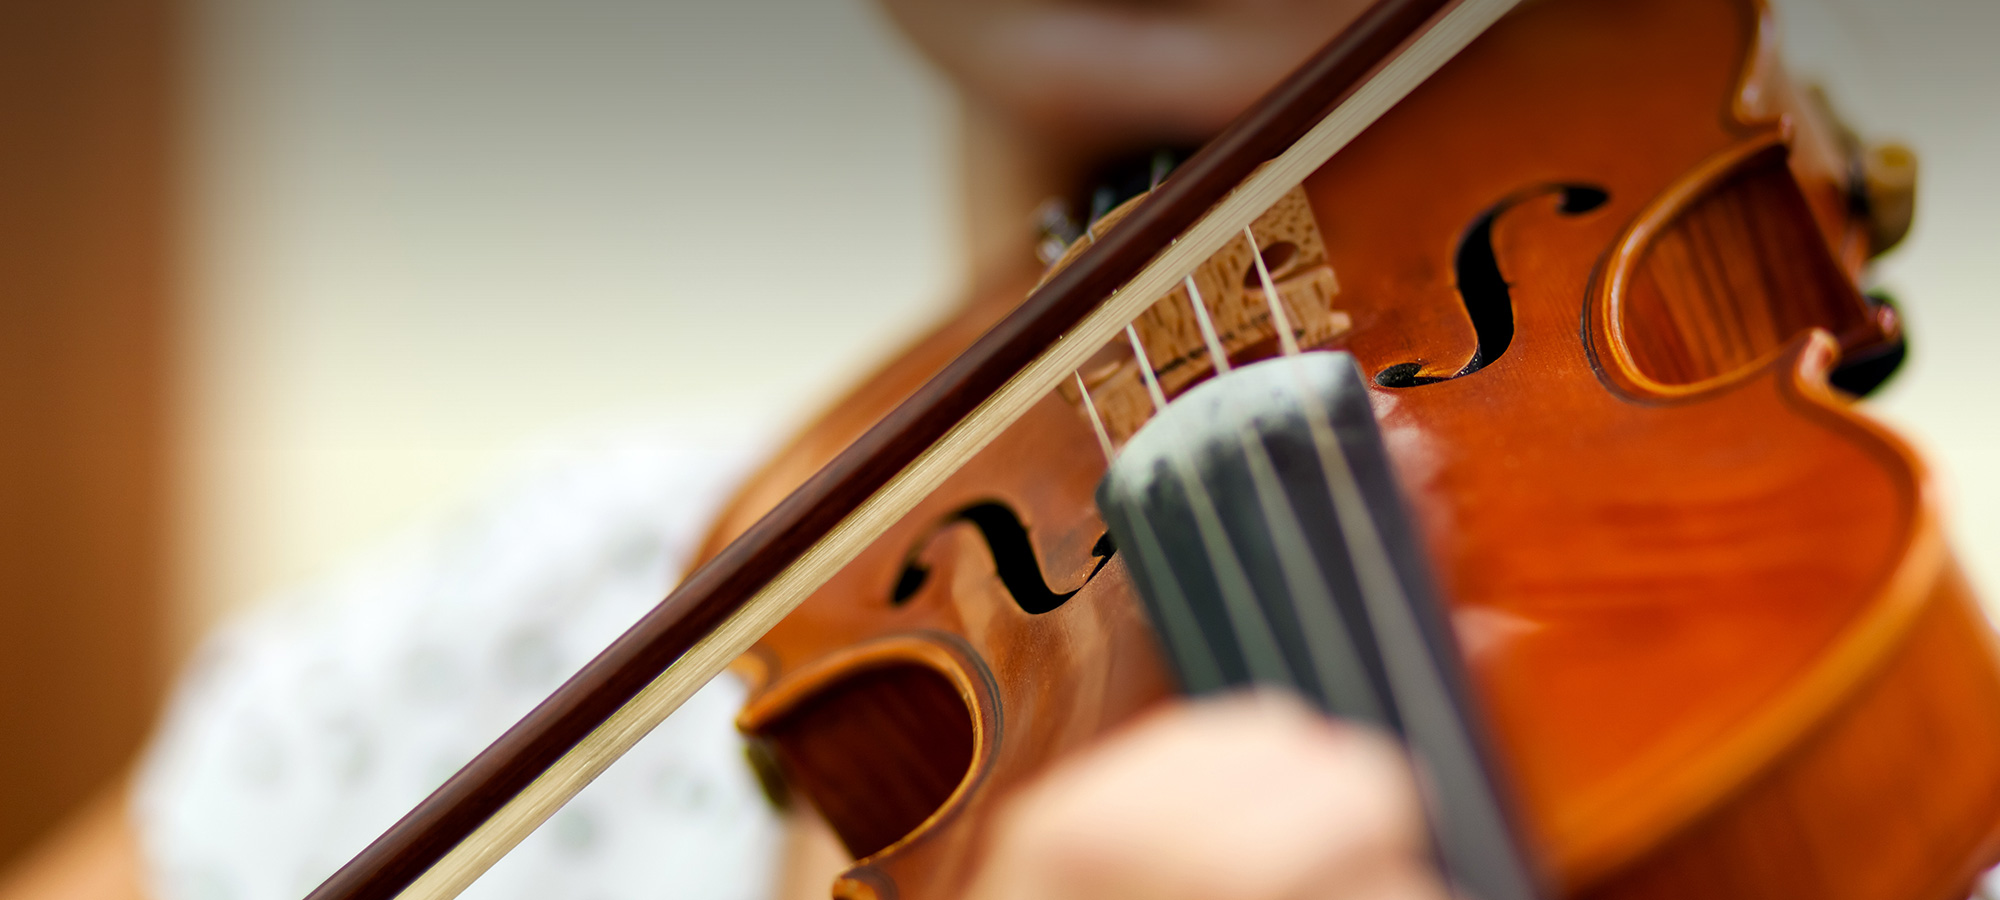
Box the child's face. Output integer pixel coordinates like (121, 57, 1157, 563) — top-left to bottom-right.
(879, 0, 1373, 154)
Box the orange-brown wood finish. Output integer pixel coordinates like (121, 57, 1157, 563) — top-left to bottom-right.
(0, 0, 176, 870)
(699, 0, 2000, 898)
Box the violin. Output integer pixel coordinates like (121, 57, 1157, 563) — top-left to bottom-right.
(307, 0, 2000, 898)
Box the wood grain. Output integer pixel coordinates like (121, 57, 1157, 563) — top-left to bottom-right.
(1615, 143, 1878, 389)
(716, 0, 2000, 897)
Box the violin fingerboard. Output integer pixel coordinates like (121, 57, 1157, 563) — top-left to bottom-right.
(1095, 351, 1541, 900)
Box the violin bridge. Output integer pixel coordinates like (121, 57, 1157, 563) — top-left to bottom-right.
(1054, 185, 1350, 446)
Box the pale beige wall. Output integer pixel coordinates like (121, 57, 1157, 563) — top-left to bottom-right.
(179, 0, 958, 646)
(1771, 0, 2000, 603)
(179, 0, 2000, 647)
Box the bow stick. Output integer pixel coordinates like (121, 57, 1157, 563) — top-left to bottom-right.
(305, 0, 1520, 897)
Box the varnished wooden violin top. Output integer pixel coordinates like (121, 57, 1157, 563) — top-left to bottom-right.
(301, 2, 2000, 899)
(700, 1, 2000, 898)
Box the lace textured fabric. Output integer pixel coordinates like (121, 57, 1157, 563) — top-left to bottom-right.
(135, 426, 785, 900)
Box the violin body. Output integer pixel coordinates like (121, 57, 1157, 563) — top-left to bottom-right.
(698, 0, 2000, 896)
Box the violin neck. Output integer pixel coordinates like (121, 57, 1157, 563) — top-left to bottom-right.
(1095, 351, 1540, 900)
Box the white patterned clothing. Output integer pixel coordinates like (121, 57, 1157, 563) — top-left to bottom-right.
(133, 428, 786, 900)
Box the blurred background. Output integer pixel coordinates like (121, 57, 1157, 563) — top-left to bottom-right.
(0, 0, 1994, 878)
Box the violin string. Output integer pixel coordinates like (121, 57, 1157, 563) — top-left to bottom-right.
(1125, 229, 1403, 721)
(321, 0, 1540, 890)
(1131, 230, 1291, 697)
(1241, 225, 1427, 740)
(1158, 392, 1298, 690)
(1245, 225, 1302, 356)
(1126, 324, 1169, 413)
(1180, 228, 1375, 715)
(1096, 248, 1292, 688)
(1185, 274, 1233, 375)
(1290, 363, 1524, 897)
(1155, 230, 1328, 706)
(1073, 216, 1128, 461)
(1240, 229, 1533, 898)
(1119, 227, 1520, 894)
(1075, 371, 1117, 463)
(1227, 399, 1385, 720)
(1118, 488, 1228, 691)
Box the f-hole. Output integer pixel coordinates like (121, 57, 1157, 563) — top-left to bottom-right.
(893, 502, 1114, 615)
(1376, 184, 1607, 387)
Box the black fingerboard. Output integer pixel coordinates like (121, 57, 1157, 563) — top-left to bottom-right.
(1097, 351, 1541, 900)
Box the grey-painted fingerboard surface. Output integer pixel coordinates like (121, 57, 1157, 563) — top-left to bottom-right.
(1097, 351, 1541, 900)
